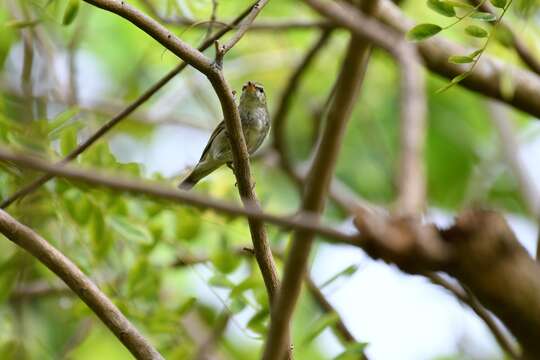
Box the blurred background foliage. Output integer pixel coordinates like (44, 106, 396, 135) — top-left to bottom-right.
(0, 0, 539, 358)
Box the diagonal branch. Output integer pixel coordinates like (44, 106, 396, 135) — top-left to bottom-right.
(377, 0, 540, 118)
(0, 147, 358, 245)
(0, 210, 164, 360)
(262, 2, 381, 358)
(272, 29, 334, 187)
(0, 1, 259, 209)
(427, 273, 519, 359)
(214, 0, 269, 65)
(469, 0, 540, 75)
(81, 0, 281, 312)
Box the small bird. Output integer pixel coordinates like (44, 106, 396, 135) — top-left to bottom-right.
(179, 81, 270, 190)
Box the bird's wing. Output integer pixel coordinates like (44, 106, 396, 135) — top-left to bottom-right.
(199, 120, 225, 162)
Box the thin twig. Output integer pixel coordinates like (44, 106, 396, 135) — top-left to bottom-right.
(0, 147, 359, 245)
(377, 0, 540, 118)
(272, 29, 334, 186)
(0, 210, 164, 360)
(0, 1, 261, 209)
(305, 276, 360, 348)
(427, 273, 520, 359)
(469, 0, 540, 75)
(214, 0, 269, 66)
(487, 100, 540, 218)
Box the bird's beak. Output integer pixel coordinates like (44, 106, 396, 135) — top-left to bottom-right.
(246, 81, 256, 93)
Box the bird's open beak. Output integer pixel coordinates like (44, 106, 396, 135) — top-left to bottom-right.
(246, 81, 256, 93)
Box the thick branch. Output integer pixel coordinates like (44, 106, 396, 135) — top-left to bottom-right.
(354, 208, 540, 359)
(469, 0, 540, 75)
(262, 2, 380, 358)
(377, 0, 540, 118)
(0, 210, 163, 359)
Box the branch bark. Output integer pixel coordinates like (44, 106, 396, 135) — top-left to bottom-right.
(377, 0, 540, 118)
(354, 208, 540, 359)
(0, 210, 164, 359)
(0, 1, 260, 209)
(0, 147, 358, 244)
(262, 2, 381, 358)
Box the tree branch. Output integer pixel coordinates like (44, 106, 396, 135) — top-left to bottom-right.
(0, 1, 259, 209)
(262, 1, 381, 358)
(83, 0, 212, 72)
(0, 210, 164, 359)
(272, 29, 333, 188)
(377, 0, 540, 118)
(469, 0, 540, 75)
(214, 0, 269, 65)
(427, 273, 519, 359)
(354, 208, 540, 358)
(0, 147, 359, 245)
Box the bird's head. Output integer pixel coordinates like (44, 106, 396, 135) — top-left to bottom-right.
(239, 81, 266, 107)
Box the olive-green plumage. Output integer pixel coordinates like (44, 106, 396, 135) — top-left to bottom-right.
(179, 81, 270, 190)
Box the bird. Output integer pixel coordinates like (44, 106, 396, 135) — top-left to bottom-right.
(178, 81, 270, 190)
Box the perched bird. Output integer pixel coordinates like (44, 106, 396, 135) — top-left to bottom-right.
(178, 81, 270, 190)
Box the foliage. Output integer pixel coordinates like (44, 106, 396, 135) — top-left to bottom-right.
(0, 0, 538, 358)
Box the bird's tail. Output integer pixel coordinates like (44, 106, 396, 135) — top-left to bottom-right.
(178, 163, 217, 190)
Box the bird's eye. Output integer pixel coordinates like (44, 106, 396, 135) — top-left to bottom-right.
(256, 87, 264, 93)
(242, 85, 247, 91)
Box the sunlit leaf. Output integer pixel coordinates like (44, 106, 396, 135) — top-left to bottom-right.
(406, 23, 442, 41)
(302, 312, 340, 345)
(470, 12, 497, 21)
(247, 308, 269, 335)
(109, 216, 153, 244)
(448, 55, 474, 64)
(427, 0, 456, 16)
(208, 274, 235, 288)
(490, 0, 507, 8)
(62, 0, 80, 25)
(442, 0, 473, 8)
(465, 25, 488, 38)
(5, 19, 41, 28)
(319, 264, 359, 290)
(334, 342, 369, 360)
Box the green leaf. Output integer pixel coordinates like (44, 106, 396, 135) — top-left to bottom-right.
(427, 0, 456, 17)
(442, 0, 473, 8)
(470, 12, 497, 21)
(5, 19, 41, 28)
(436, 72, 470, 93)
(468, 49, 483, 58)
(465, 25, 488, 38)
(208, 274, 235, 289)
(62, 0, 80, 25)
(109, 216, 153, 244)
(406, 23, 442, 41)
(448, 55, 474, 64)
(59, 127, 77, 157)
(302, 312, 340, 345)
(176, 208, 201, 240)
(247, 308, 269, 335)
(334, 342, 369, 360)
(229, 297, 247, 314)
(319, 264, 359, 290)
(63, 188, 92, 225)
(490, 0, 507, 8)
(176, 297, 197, 316)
